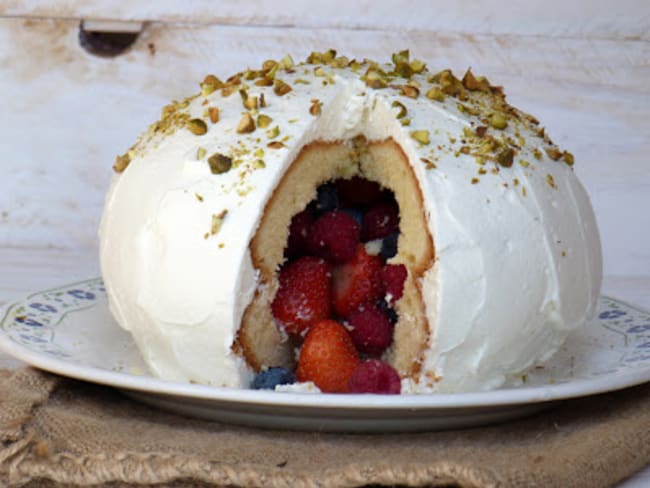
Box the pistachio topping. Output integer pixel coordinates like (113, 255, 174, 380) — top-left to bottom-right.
(273, 79, 292, 96)
(196, 147, 207, 160)
(496, 146, 514, 167)
(200, 74, 223, 96)
(208, 153, 233, 174)
(461, 69, 491, 93)
(266, 125, 280, 139)
(309, 99, 322, 116)
(490, 113, 508, 130)
(257, 114, 273, 128)
(187, 118, 208, 136)
(210, 209, 228, 236)
(391, 100, 407, 119)
(545, 147, 562, 161)
(563, 151, 575, 166)
(113, 153, 130, 173)
(237, 112, 256, 134)
(410, 130, 431, 145)
(425, 86, 445, 102)
(400, 85, 420, 98)
(208, 107, 219, 124)
(259, 93, 267, 108)
(267, 141, 285, 149)
(364, 66, 388, 89)
(239, 89, 259, 110)
(421, 157, 437, 169)
(546, 174, 558, 189)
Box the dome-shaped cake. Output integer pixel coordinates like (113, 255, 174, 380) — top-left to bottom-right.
(99, 50, 602, 393)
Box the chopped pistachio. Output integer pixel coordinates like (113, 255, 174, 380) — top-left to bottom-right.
(409, 59, 426, 74)
(391, 100, 407, 119)
(425, 86, 445, 102)
(314, 66, 327, 77)
(195, 193, 204, 202)
(255, 78, 274, 87)
(496, 147, 514, 167)
(239, 89, 258, 110)
(253, 159, 266, 169)
(259, 93, 266, 108)
(253, 148, 265, 158)
(545, 147, 562, 161)
(237, 112, 256, 134)
(211, 209, 228, 235)
(475, 125, 488, 137)
(208, 153, 232, 174)
(273, 79, 292, 96)
(257, 114, 273, 128)
(461, 69, 490, 92)
(266, 125, 280, 139)
(392, 49, 410, 66)
(113, 153, 130, 173)
(309, 99, 322, 116)
(267, 141, 285, 149)
(400, 118, 411, 126)
(471, 177, 480, 184)
(196, 147, 207, 160)
(563, 151, 575, 166)
(490, 113, 508, 130)
(546, 174, 558, 189)
(279, 54, 294, 70)
(421, 157, 437, 169)
(400, 85, 419, 98)
(533, 148, 543, 160)
(410, 130, 430, 145)
(364, 67, 388, 89)
(187, 118, 208, 135)
(208, 107, 219, 124)
(294, 78, 310, 84)
(519, 159, 530, 168)
(200, 74, 223, 96)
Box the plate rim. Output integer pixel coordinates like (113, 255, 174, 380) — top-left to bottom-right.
(1, 277, 650, 411)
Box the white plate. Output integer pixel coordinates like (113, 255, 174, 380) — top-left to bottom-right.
(2, 278, 650, 432)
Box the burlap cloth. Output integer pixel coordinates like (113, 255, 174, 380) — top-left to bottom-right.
(2, 368, 650, 487)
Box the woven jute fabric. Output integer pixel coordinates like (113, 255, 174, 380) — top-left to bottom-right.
(2, 368, 650, 487)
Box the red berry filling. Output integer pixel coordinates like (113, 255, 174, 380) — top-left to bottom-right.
(268, 177, 408, 393)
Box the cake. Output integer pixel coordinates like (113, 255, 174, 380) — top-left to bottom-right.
(99, 50, 602, 393)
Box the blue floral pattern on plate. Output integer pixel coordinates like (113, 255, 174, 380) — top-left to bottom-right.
(1, 278, 650, 392)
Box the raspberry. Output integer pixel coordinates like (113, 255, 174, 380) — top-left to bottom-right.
(382, 264, 407, 302)
(336, 177, 385, 208)
(286, 209, 314, 258)
(307, 210, 360, 263)
(271, 256, 331, 336)
(348, 359, 401, 394)
(346, 303, 393, 356)
(362, 202, 399, 241)
(296, 320, 360, 393)
(251, 367, 296, 390)
(332, 245, 384, 317)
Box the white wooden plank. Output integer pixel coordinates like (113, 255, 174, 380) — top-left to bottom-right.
(1, 0, 649, 40)
(0, 18, 648, 278)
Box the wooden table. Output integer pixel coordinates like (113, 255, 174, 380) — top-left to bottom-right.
(1, 1, 649, 485)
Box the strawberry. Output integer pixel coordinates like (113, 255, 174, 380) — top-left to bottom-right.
(285, 209, 314, 258)
(382, 264, 407, 303)
(346, 303, 393, 356)
(296, 320, 360, 393)
(307, 210, 360, 263)
(362, 202, 399, 242)
(332, 244, 384, 317)
(336, 177, 385, 208)
(271, 257, 331, 336)
(348, 359, 401, 394)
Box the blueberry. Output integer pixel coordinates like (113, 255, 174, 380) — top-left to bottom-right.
(342, 208, 364, 227)
(380, 232, 399, 260)
(315, 183, 339, 213)
(377, 298, 398, 324)
(251, 367, 296, 390)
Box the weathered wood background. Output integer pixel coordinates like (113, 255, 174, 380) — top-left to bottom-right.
(0, 1, 649, 484)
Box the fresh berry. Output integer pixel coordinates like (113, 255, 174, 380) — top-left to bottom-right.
(286, 209, 314, 258)
(332, 245, 384, 317)
(379, 232, 399, 260)
(382, 264, 407, 302)
(348, 359, 401, 394)
(342, 207, 364, 227)
(377, 298, 398, 324)
(296, 320, 360, 393)
(307, 210, 360, 263)
(315, 182, 339, 213)
(362, 202, 399, 241)
(252, 367, 296, 390)
(271, 257, 331, 336)
(336, 177, 385, 208)
(346, 303, 393, 355)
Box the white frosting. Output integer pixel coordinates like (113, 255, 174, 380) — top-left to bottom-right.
(99, 55, 602, 392)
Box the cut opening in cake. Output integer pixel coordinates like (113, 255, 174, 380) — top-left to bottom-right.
(236, 136, 434, 390)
